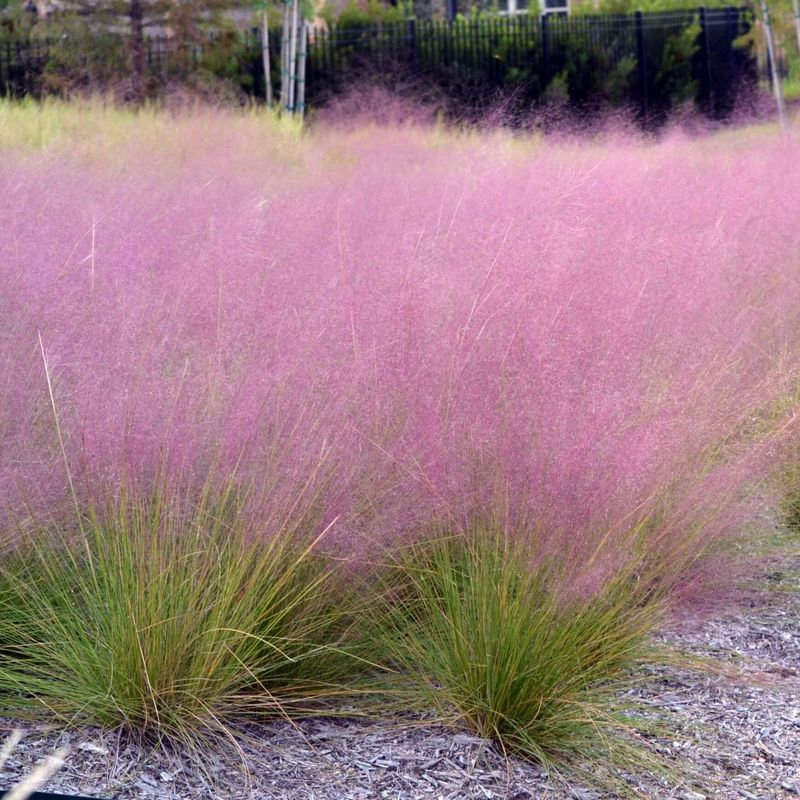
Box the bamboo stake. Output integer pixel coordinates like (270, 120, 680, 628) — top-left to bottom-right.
(760, 0, 788, 130)
(262, 7, 274, 106)
(280, 0, 290, 111)
(288, 0, 300, 113)
(296, 21, 308, 119)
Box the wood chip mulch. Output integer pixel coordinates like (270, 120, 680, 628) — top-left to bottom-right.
(2, 544, 798, 800)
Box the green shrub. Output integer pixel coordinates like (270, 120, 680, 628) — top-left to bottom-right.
(655, 20, 701, 107)
(34, 19, 129, 97)
(333, 0, 408, 28)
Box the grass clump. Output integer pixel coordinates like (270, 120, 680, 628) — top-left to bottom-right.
(777, 463, 800, 535)
(369, 520, 665, 788)
(0, 478, 364, 752)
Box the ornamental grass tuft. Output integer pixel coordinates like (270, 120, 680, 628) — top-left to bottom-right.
(0, 477, 365, 752)
(368, 519, 666, 788)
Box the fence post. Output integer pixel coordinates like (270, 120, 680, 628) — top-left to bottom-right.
(447, 0, 457, 23)
(635, 10, 647, 116)
(725, 5, 736, 72)
(1, 42, 7, 96)
(541, 13, 550, 88)
(699, 6, 714, 114)
(722, 6, 737, 112)
(15, 40, 23, 98)
(408, 17, 418, 67)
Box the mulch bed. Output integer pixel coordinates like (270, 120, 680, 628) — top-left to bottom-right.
(2, 543, 798, 800)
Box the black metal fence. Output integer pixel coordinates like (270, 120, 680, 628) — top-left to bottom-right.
(0, 8, 755, 119)
(302, 8, 753, 117)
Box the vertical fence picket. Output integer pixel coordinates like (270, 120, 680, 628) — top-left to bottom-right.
(726, 5, 737, 78)
(1, 41, 9, 96)
(542, 13, 550, 88)
(700, 6, 715, 113)
(448, 0, 457, 23)
(471, 17, 477, 72)
(635, 10, 647, 116)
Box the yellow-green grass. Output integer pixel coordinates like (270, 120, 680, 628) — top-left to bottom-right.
(0, 97, 302, 157)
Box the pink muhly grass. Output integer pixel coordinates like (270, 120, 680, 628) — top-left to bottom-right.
(1, 115, 799, 598)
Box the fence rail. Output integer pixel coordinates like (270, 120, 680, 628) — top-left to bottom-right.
(0, 8, 755, 119)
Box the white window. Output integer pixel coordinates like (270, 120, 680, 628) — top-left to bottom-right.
(541, 0, 569, 14)
(498, 0, 530, 15)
